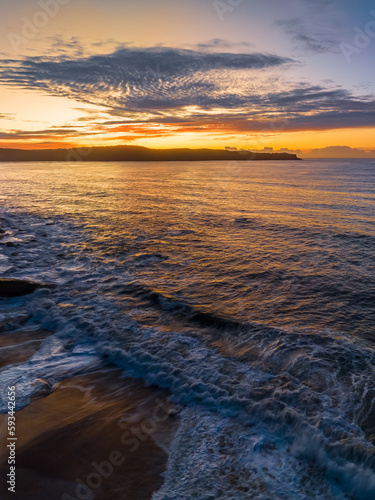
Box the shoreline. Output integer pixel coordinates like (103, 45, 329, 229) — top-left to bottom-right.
(0, 276, 180, 500)
(0, 363, 180, 500)
(0, 145, 301, 162)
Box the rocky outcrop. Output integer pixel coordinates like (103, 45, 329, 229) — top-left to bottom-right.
(0, 279, 55, 297)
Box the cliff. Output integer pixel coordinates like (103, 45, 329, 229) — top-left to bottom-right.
(0, 146, 300, 162)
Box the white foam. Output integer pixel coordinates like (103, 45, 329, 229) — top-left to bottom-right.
(0, 339, 103, 411)
(0, 210, 374, 499)
(153, 407, 375, 500)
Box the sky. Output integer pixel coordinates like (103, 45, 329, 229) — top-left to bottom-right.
(0, 0, 374, 156)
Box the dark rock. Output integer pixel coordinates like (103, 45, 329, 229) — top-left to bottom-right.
(0, 278, 56, 297)
(31, 378, 54, 397)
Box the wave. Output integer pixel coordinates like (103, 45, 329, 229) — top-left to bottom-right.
(1, 210, 374, 499)
(233, 216, 375, 245)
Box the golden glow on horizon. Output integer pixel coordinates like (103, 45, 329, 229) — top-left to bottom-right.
(0, 87, 101, 131)
(1, 0, 375, 159)
(1, 126, 375, 155)
(0, 85, 374, 156)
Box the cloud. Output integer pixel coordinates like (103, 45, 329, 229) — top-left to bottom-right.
(276, 0, 345, 54)
(99, 83, 375, 134)
(194, 39, 256, 52)
(263, 86, 375, 114)
(0, 45, 374, 140)
(0, 46, 295, 132)
(276, 18, 339, 53)
(304, 146, 375, 158)
(0, 127, 92, 140)
(301, 0, 337, 13)
(0, 113, 16, 120)
(248, 145, 375, 158)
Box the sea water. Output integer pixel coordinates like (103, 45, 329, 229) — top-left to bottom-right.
(0, 160, 374, 499)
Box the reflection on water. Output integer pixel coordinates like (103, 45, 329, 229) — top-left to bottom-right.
(1, 159, 374, 338)
(1, 160, 375, 499)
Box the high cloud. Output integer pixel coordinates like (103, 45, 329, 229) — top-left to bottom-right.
(0, 45, 374, 137)
(276, 18, 339, 53)
(0, 46, 291, 111)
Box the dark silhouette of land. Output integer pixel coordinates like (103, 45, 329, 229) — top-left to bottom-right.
(0, 145, 300, 162)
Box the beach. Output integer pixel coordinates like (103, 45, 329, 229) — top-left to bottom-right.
(0, 341, 178, 500)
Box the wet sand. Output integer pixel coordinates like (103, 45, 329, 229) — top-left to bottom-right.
(0, 330, 51, 369)
(0, 345, 179, 500)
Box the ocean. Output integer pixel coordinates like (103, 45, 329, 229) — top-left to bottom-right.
(0, 159, 374, 499)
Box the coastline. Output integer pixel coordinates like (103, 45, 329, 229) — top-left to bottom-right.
(0, 276, 179, 500)
(0, 161, 374, 499)
(0, 145, 301, 162)
(0, 362, 179, 500)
